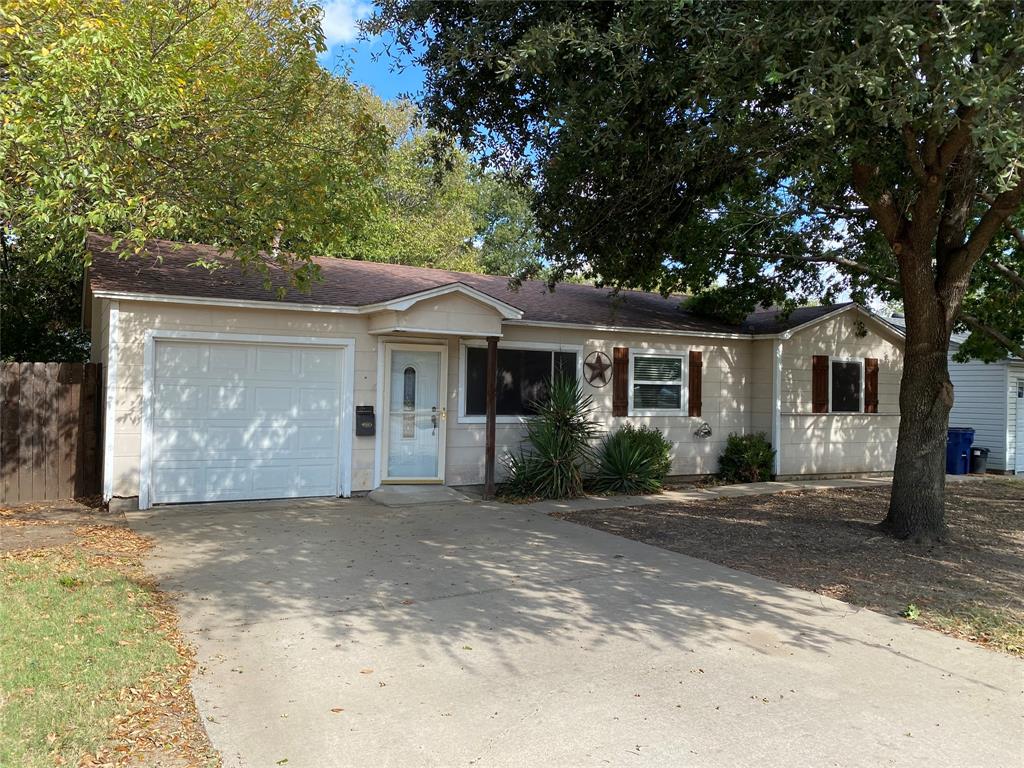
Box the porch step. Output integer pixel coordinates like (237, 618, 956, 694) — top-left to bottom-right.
(368, 485, 472, 507)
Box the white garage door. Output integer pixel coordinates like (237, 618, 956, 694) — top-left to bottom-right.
(150, 340, 345, 504)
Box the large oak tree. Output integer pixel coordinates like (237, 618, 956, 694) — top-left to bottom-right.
(373, 0, 1024, 542)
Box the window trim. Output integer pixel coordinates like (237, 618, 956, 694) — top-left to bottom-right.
(458, 340, 584, 424)
(828, 356, 865, 413)
(628, 348, 688, 416)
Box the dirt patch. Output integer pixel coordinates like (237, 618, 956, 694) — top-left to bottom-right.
(1, 512, 219, 767)
(552, 478, 1024, 656)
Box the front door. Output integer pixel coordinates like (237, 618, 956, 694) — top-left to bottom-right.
(384, 344, 447, 482)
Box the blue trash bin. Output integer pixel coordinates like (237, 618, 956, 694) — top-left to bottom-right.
(945, 427, 975, 474)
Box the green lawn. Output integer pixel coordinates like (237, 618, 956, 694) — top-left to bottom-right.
(0, 552, 180, 768)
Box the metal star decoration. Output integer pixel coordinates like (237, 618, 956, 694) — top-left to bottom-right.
(583, 351, 612, 387)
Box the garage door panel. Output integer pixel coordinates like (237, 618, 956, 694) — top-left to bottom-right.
(155, 383, 207, 418)
(207, 345, 248, 374)
(298, 387, 341, 415)
(151, 340, 344, 504)
(156, 343, 207, 375)
(297, 426, 337, 451)
(299, 349, 341, 378)
(256, 347, 294, 374)
(252, 386, 293, 414)
(207, 385, 249, 415)
(154, 423, 335, 459)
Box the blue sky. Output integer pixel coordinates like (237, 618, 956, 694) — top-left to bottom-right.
(317, 0, 424, 101)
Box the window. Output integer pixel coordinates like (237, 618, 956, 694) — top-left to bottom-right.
(464, 347, 578, 417)
(402, 366, 416, 438)
(631, 354, 683, 412)
(831, 360, 862, 412)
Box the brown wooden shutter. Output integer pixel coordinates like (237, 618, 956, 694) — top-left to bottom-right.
(688, 350, 703, 417)
(864, 357, 879, 413)
(612, 347, 629, 416)
(812, 355, 829, 413)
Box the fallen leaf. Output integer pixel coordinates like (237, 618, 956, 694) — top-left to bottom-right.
(330, 707, 344, 713)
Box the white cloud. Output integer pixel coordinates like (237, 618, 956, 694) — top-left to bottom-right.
(319, 0, 372, 47)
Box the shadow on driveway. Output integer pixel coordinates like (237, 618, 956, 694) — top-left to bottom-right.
(129, 497, 1024, 768)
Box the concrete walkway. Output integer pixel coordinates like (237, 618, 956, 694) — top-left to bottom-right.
(130, 492, 1022, 768)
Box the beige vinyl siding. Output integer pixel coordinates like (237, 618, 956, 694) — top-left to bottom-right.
(368, 294, 504, 337)
(107, 301, 380, 498)
(93, 288, 906, 500)
(443, 325, 756, 483)
(778, 313, 903, 477)
(93, 298, 110, 366)
(947, 355, 1011, 471)
(750, 339, 775, 436)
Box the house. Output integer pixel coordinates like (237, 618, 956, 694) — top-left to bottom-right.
(888, 315, 1023, 474)
(83, 235, 905, 510)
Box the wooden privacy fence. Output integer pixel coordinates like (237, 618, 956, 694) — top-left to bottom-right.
(1, 362, 103, 505)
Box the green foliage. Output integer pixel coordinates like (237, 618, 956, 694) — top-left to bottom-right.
(472, 170, 545, 281)
(718, 433, 776, 484)
(355, 99, 545, 276)
(0, 243, 89, 361)
(500, 376, 601, 499)
(901, 603, 922, 621)
(591, 423, 673, 495)
(1, 0, 387, 288)
(372, 0, 1024, 356)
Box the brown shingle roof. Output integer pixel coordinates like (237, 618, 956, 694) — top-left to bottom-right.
(85, 234, 847, 336)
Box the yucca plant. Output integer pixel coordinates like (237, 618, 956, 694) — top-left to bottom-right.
(592, 423, 673, 494)
(500, 375, 601, 499)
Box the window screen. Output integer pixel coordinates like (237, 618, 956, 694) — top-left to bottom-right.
(831, 360, 862, 412)
(465, 348, 578, 416)
(632, 355, 683, 411)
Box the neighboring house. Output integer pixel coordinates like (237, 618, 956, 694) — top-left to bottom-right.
(83, 235, 905, 510)
(888, 315, 1023, 474)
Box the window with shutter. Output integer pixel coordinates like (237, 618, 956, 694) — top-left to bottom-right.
(812, 355, 829, 413)
(688, 350, 703, 417)
(612, 347, 629, 416)
(864, 358, 879, 413)
(630, 353, 685, 413)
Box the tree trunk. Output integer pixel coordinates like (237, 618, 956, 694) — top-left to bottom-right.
(881, 315, 955, 543)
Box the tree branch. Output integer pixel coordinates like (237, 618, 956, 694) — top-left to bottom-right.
(987, 259, 1024, 291)
(960, 312, 1024, 360)
(729, 248, 901, 290)
(901, 124, 926, 183)
(981, 191, 1024, 249)
(850, 162, 905, 247)
(935, 106, 977, 173)
(965, 177, 1024, 264)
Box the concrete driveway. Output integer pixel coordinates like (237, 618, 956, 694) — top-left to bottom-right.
(129, 497, 1023, 768)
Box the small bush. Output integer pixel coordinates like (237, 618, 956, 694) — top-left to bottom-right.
(500, 375, 602, 499)
(591, 423, 673, 495)
(718, 432, 775, 483)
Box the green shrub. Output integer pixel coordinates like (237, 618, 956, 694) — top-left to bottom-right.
(591, 423, 673, 494)
(718, 432, 775, 483)
(500, 375, 602, 499)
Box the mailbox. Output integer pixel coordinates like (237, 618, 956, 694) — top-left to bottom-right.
(355, 405, 375, 436)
